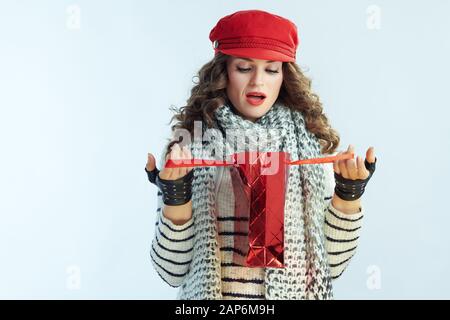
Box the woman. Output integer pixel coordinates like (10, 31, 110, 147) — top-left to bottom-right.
(145, 9, 377, 299)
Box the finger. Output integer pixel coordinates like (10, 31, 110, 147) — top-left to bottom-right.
(184, 145, 194, 172)
(357, 155, 369, 179)
(346, 158, 358, 179)
(179, 146, 188, 177)
(338, 158, 349, 179)
(333, 151, 342, 174)
(146, 153, 156, 171)
(340, 144, 355, 179)
(347, 144, 354, 153)
(366, 146, 376, 164)
(159, 152, 172, 179)
(177, 143, 187, 177)
(165, 146, 178, 179)
(182, 146, 192, 174)
(169, 143, 182, 179)
(175, 143, 187, 178)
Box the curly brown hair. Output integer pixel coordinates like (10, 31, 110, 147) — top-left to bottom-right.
(164, 52, 340, 157)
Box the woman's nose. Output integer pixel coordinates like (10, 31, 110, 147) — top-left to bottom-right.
(250, 69, 264, 86)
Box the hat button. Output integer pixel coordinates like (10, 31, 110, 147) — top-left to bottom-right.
(213, 40, 219, 48)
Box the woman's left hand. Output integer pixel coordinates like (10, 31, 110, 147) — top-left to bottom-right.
(333, 144, 376, 180)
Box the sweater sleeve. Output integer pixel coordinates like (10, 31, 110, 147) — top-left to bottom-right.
(324, 202, 363, 280)
(321, 161, 363, 280)
(149, 146, 195, 288)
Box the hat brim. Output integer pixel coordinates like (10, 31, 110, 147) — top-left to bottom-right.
(217, 48, 295, 62)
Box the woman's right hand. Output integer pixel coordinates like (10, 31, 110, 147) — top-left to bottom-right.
(147, 143, 193, 181)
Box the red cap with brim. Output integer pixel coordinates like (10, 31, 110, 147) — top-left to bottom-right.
(209, 10, 299, 63)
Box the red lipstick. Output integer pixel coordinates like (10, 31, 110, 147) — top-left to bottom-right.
(245, 91, 267, 106)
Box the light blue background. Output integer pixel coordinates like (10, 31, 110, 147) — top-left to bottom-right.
(0, 0, 449, 299)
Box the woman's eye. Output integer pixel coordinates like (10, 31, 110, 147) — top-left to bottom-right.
(237, 67, 279, 74)
(237, 67, 251, 72)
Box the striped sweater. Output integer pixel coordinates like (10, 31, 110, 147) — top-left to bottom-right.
(150, 158, 363, 299)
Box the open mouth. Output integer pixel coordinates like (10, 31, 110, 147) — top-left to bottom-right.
(247, 95, 265, 100)
(246, 93, 266, 98)
(246, 96, 266, 106)
(246, 92, 267, 106)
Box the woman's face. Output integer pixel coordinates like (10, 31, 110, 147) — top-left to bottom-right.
(226, 56, 283, 122)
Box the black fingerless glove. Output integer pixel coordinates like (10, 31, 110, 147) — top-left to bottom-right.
(145, 167, 194, 206)
(334, 157, 377, 201)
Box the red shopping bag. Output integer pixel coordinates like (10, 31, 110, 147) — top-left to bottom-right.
(165, 151, 354, 268)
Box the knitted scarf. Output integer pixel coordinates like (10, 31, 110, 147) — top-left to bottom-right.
(177, 101, 333, 299)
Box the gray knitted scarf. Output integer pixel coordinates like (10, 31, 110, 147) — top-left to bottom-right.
(178, 101, 333, 299)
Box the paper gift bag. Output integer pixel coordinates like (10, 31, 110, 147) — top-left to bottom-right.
(228, 151, 290, 268)
(164, 150, 354, 268)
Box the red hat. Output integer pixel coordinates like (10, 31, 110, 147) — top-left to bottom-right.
(209, 10, 299, 62)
